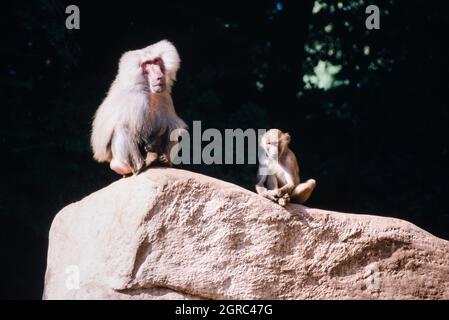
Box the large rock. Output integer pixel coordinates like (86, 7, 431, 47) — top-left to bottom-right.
(43, 168, 449, 299)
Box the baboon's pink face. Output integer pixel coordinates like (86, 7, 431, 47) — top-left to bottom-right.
(262, 129, 290, 160)
(142, 57, 166, 93)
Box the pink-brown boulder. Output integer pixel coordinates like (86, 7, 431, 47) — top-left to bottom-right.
(43, 168, 449, 299)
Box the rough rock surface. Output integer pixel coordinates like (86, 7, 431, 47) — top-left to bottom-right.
(43, 168, 449, 300)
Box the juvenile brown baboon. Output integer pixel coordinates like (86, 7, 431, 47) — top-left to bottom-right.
(256, 129, 316, 206)
(91, 40, 186, 175)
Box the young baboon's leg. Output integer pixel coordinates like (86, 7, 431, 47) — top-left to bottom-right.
(290, 179, 316, 204)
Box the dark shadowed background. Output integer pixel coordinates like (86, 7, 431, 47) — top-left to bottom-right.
(1, 0, 449, 299)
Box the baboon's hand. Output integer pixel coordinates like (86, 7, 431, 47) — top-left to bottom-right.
(275, 188, 285, 198)
(262, 189, 280, 202)
(135, 154, 157, 175)
(145, 151, 159, 167)
(270, 189, 283, 198)
(158, 154, 172, 167)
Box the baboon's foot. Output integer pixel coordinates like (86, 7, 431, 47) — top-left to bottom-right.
(278, 193, 291, 207)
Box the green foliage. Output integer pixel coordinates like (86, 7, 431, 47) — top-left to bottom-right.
(302, 0, 396, 92)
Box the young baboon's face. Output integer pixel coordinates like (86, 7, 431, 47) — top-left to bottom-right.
(261, 129, 291, 160)
(262, 129, 289, 160)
